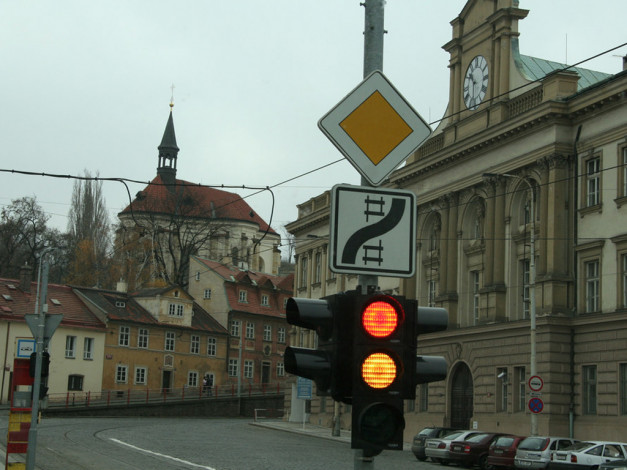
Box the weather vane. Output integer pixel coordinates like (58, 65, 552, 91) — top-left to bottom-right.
(170, 83, 175, 109)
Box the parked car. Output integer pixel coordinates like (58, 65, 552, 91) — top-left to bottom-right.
(412, 427, 458, 461)
(489, 435, 527, 469)
(599, 459, 627, 470)
(515, 436, 579, 469)
(449, 432, 506, 470)
(426, 430, 486, 465)
(549, 441, 627, 470)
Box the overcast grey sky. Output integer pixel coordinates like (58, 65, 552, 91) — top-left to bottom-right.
(2, 1, 626, 247)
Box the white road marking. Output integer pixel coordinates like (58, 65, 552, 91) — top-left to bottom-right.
(109, 438, 217, 470)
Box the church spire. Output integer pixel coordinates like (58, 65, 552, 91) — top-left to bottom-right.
(157, 97, 179, 186)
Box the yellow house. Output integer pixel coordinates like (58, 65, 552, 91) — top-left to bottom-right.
(75, 285, 229, 394)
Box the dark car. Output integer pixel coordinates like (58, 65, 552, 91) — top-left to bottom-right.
(599, 459, 627, 470)
(488, 435, 527, 469)
(449, 432, 506, 470)
(412, 427, 458, 461)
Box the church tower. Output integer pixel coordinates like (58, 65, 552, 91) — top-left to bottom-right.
(157, 103, 179, 187)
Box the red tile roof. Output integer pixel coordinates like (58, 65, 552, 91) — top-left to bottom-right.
(119, 175, 276, 235)
(0, 278, 106, 331)
(192, 257, 293, 319)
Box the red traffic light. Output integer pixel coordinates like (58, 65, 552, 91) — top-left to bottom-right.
(361, 296, 403, 338)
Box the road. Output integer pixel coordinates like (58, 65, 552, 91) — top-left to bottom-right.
(1, 415, 435, 470)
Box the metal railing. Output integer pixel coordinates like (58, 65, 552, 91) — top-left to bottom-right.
(45, 382, 284, 409)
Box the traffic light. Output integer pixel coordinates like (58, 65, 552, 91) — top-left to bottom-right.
(351, 293, 415, 455)
(284, 292, 355, 403)
(351, 296, 450, 455)
(415, 307, 449, 386)
(29, 351, 50, 377)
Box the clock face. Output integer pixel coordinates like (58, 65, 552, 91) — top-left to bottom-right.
(464, 55, 489, 111)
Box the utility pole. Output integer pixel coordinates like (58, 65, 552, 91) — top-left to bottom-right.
(356, 2, 384, 468)
(25, 249, 50, 470)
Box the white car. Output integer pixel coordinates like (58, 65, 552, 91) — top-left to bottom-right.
(549, 441, 627, 470)
(515, 436, 579, 469)
(425, 430, 485, 465)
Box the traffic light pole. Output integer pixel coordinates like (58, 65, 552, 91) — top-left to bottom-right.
(357, 1, 384, 467)
(26, 248, 51, 470)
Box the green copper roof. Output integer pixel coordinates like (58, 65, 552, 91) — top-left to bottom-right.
(518, 54, 612, 91)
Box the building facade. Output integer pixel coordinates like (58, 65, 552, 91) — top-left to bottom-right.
(0, 268, 106, 404)
(285, 0, 627, 441)
(188, 256, 293, 391)
(75, 285, 229, 394)
(116, 107, 282, 291)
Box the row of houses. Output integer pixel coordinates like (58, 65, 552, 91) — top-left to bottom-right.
(0, 257, 293, 404)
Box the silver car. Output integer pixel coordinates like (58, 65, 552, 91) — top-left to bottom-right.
(514, 437, 578, 469)
(425, 430, 484, 465)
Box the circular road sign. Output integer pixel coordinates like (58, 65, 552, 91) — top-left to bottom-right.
(528, 397, 544, 414)
(528, 375, 544, 392)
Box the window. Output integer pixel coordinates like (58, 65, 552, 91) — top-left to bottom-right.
(277, 327, 286, 344)
(586, 156, 601, 207)
(165, 331, 175, 352)
(244, 360, 254, 379)
(119, 326, 130, 346)
(168, 303, 184, 317)
(471, 271, 480, 325)
(207, 337, 216, 357)
(277, 362, 284, 377)
(585, 260, 600, 313)
(522, 259, 531, 319)
(427, 280, 437, 307)
(582, 365, 597, 415)
(191, 335, 200, 354)
(315, 252, 322, 283)
(620, 363, 627, 415)
(238, 290, 248, 303)
(246, 322, 255, 339)
(622, 254, 627, 309)
(263, 325, 272, 341)
(230, 320, 241, 337)
(65, 336, 76, 358)
(300, 256, 308, 288)
(261, 294, 269, 307)
(204, 289, 212, 300)
(419, 384, 429, 412)
(621, 146, 627, 198)
(514, 366, 526, 412)
(135, 367, 147, 385)
(138, 328, 149, 349)
(496, 368, 508, 412)
(228, 359, 239, 377)
(116, 365, 128, 384)
(195, 271, 200, 281)
(68, 375, 84, 391)
(83, 338, 94, 360)
(188, 371, 198, 387)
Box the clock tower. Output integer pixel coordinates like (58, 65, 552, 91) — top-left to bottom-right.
(442, 0, 528, 123)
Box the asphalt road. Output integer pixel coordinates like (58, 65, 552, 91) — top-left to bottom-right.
(1, 416, 435, 470)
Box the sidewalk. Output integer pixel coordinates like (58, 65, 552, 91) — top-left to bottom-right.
(250, 419, 411, 450)
(251, 419, 352, 443)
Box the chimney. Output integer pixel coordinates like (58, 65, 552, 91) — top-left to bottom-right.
(116, 278, 128, 293)
(19, 263, 32, 293)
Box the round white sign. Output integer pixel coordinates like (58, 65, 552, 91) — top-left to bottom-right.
(528, 375, 544, 392)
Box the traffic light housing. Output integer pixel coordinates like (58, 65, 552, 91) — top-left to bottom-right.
(415, 307, 449, 386)
(351, 293, 415, 454)
(284, 292, 355, 403)
(29, 351, 50, 377)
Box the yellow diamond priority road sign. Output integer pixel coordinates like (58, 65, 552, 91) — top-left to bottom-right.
(319, 71, 431, 186)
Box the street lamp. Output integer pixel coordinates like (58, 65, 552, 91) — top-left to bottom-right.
(483, 172, 537, 436)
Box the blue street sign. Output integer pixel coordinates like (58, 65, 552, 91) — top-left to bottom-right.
(297, 377, 313, 400)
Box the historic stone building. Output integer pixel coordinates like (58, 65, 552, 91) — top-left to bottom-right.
(285, 0, 627, 441)
(116, 106, 282, 291)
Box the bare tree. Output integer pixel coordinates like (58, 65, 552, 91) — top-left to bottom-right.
(115, 183, 230, 290)
(66, 171, 111, 287)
